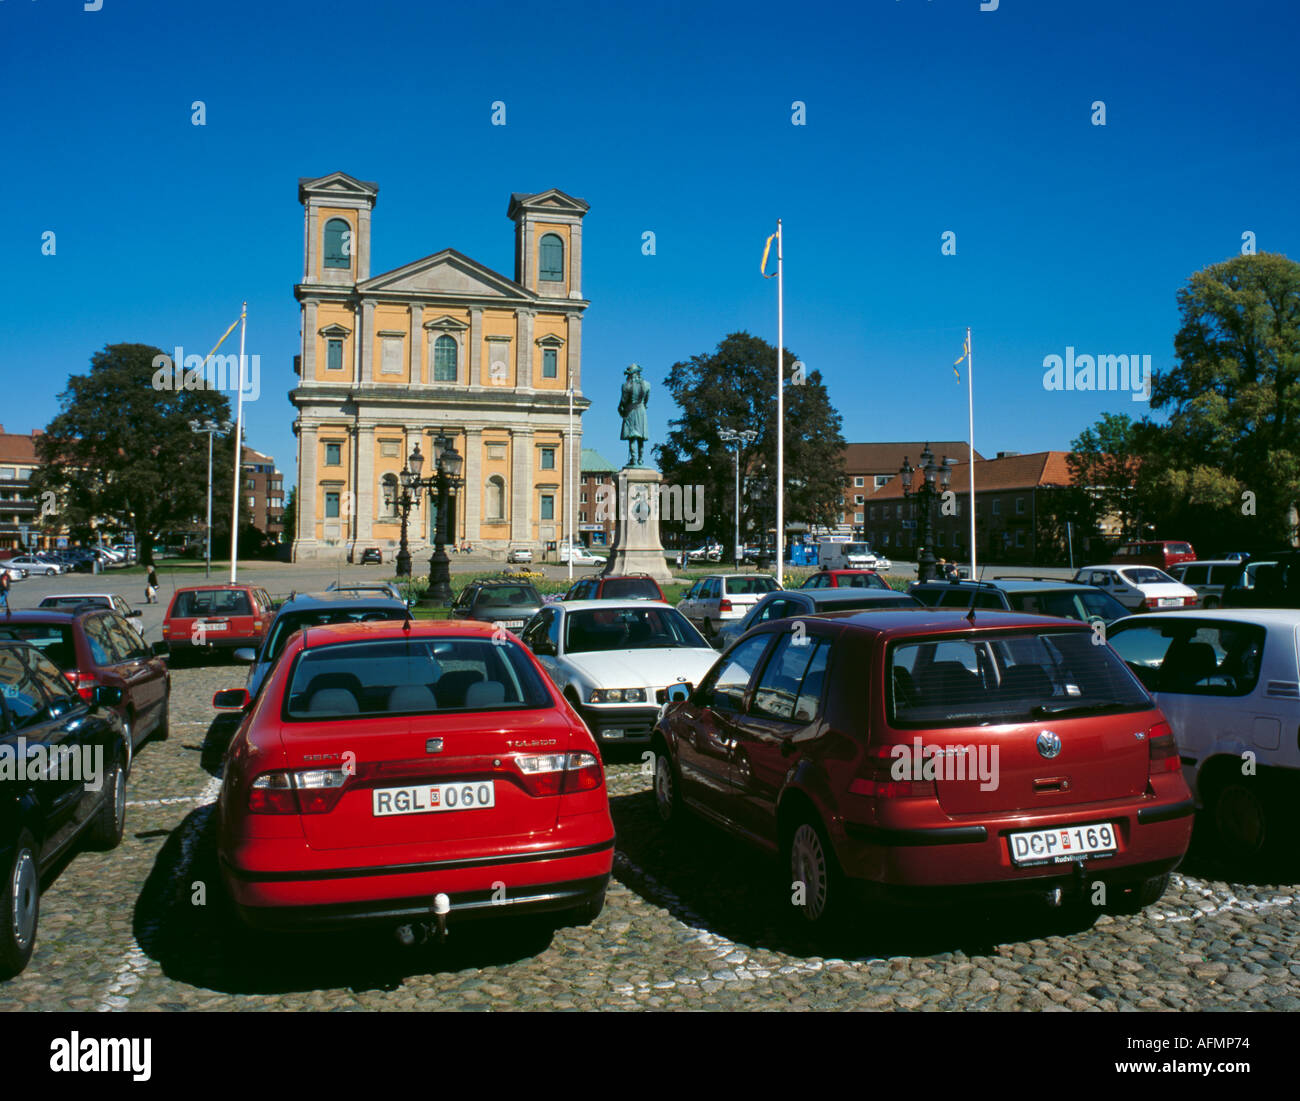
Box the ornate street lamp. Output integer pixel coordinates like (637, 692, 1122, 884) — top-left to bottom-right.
(900, 443, 952, 582)
(394, 443, 424, 578)
(423, 433, 465, 605)
(719, 427, 758, 566)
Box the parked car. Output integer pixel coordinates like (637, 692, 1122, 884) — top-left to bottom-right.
(232, 591, 411, 700)
(0, 610, 170, 754)
(212, 619, 614, 935)
(110, 544, 136, 563)
(1166, 560, 1243, 610)
(909, 578, 1132, 625)
(1110, 541, 1197, 570)
(558, 545, 605, 566)
(650, 609, 1194, 927)
(1106, 609, 1300, 865)
(0, 640, 130, 977)
(162, 584, 274, 657)
(38, 593, 145, 635)
(506, 546, 534, 564)
(677, 574, 780, 641)
(800, 569, 889, 591)
(449, 579, 543, 633)
(1073, 565, 1199, 612)
(714, 588, 922, 650)
(561, 574, 665, 603)
(1219, 551, 1300, 610)
(816, 541, 883, 570)
(521, 600, 717, 746)
(356, 547, 383, 565)
(1, 565, 26, 582)
(0, 555, 60, 577)
(325, 581, 407, 602)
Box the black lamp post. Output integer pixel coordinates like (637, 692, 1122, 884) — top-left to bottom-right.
(901, 443, 952, 582)
(394, 444, 424, 578)
(422, 433, 464, 605)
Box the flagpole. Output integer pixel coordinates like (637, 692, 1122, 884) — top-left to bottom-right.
(776, 219, 784, 588)
(967, 325, 976, 579)
(229, 302, 247, 584)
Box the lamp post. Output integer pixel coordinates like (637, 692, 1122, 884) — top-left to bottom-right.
(900, 443, 952, 582)
(189, 418, 231, 578)
(394, 443, 424, 578)
(719, 427, 758, 567)
(423, 433, 464, 606)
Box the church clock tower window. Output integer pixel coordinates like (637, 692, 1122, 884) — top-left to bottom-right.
(538, 233, 564, 282)
(323, 218, 351, 269)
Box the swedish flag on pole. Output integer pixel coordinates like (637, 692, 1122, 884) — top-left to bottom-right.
(955, 327, 976, 577)
(953, 334, 969, 382)
(761, 221, 784, 585)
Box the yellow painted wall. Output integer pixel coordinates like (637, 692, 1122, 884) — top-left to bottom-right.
(481, 310, 517, 389)
(314, 428, 352, 539)
(533, 313, 568, 389)
(314, 303, 356, 382)
(531, 222, 571, 296)
(373, 306, 411, 384)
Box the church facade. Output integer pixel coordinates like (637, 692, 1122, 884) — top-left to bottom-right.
(290, 172, 590, 561)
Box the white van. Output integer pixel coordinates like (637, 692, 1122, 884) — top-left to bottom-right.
(816, 540, 878, 569)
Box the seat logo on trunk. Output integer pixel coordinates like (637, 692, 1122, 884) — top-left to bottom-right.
(1036, 731, 1062, 759)
(426, 738, 443, 754)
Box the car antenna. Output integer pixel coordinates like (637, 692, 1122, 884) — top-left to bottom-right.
(965, 561, 988, 622)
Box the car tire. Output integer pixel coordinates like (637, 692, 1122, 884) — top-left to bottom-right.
(652, 742, 684, 829)
(154, 689, 170, 742)
(1207, 770, 1279, 866)
(785, 815, 844, 928)
(0, 830, 40, 979)
(1108, 872, 1171, 915)
(702, 618, 715, 641)
(85, 754, 127, 851)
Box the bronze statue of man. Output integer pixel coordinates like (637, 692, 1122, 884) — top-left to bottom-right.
(618, 363, 650, 467)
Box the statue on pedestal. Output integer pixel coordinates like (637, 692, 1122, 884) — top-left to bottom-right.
(618, 363, 650, 467)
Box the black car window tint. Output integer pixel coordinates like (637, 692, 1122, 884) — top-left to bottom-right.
(792, 640, 830, 722)
(0, 648, 49, 730)
(0, 625, 77, 669)
(705, 634, 771, 712)
(84, 617, 118, 666)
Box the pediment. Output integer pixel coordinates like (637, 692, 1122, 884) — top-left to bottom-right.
(359, 249, 530, 300)
(298, 172, 380, 202)
(507, 189, 590, 218)
(424, 314, 469, 332)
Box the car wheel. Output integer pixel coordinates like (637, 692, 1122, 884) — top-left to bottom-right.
(786, 817, 843, 927)
(154, 689, 170, 742)
(0, 831, 40, 979)
(86, 754, 127, 851)
(652, 743, 684, 828)
(1209, 775, 1272, 864)
(1108, 873, 1171, 915)
(702, 618, 715, 641)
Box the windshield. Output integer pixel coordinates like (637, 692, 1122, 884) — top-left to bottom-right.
(565, 606, 708, 653)
(283, 637, 551, 719)
(172, 589, 252, 617)
(39, 596, 109, 609)
(838, 572, 887, 590)
(263, 606, 406, 664)
(888, 629, 1150, 728)
(1123, 568, 1176, 585)
(601, 578, 660, 600)
(844, 544, 872, 555)
(1008, 588, 1128, 622)
(724, 576, 779, 596)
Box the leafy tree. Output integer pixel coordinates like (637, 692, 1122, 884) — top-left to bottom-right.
(1151, 252, 1300, 548)
(282, 485, 298, 546)
(655, 331, 847, 551)
(32, 343, 235, 566)
(1066, 412, 1147, 542)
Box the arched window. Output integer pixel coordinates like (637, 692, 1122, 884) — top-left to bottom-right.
(487, 476, 506, 521)
(381, 473, 399, 518)
(433, 334, 458, 382)
(538, 233, 564, 282)
(323, 218, 351, 269)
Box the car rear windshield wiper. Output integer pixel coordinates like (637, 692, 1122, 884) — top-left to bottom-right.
(1030, 701, 1134, 718)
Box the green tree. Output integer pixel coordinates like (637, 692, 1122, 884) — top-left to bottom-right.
(1152, 252, 1300, 548)
(32, 343, 235, 566)
(282, 485, 298, 546)
(1066, 412, 1147, 541)
(654, 332, 847, 551)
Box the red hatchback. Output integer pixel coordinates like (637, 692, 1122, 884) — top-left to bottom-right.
(214, 619, 614, 935)
(651, 609, 1194, 927)
(163, 584, 273, 657)
(799, 569, 889, 591)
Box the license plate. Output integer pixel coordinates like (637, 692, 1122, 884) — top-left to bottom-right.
(372, 781, 496, 817)
(1158, 597, 1180, 607)
(498, 620, 524, 629)
(603, 729, 624, 740)
(199, 621, 228, 631)
(1008, 822, 1117, 866)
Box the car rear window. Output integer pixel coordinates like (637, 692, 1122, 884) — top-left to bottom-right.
(172, 589, 253, 617)
(566, 606, 708, 653)
(1123, 568, 1175, 585)
(0, 624, 76, 669)
(263, 607, 407, 664)
(724, 577, 778, 596)
(601, 578, 661, 600)
(888, 629, 1150, 728)
(474, 585, 538, 609)
(837, 573, 887, 590)
(38, 596, 109, 610)
(283, 637, 551, 719)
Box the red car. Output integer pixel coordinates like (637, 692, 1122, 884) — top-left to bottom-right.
(162, 584, 273, 657)
(1111, 541, 1197, 570)
(213, 619, 614, 936)
(652, 609, 1193, 927)
(799, 569, 889, 591)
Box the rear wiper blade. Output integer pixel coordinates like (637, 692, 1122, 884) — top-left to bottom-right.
(1030, 701, 1130, 718)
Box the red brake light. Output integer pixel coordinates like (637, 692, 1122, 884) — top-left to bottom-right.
(1147, 721, 1180, 774)
(247, 769, 348, 814)
(1182, 596, 1197, 606)
(1144, 597, 1160, 609)
(64, 670, 99, 701)
(719, 599, 733, 612)
(516, 752, 603, 796)
(849, 745, 938, 799)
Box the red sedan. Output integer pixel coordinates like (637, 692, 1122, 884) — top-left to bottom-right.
(214, 619, 614, 937)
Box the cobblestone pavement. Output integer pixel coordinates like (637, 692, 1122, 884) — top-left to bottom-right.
(4, 661, 1299, 1012)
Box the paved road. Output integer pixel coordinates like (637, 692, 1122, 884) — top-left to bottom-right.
(4, 660, 1299, 1011)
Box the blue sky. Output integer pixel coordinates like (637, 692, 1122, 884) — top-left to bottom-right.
(2, 0, 1297, 488)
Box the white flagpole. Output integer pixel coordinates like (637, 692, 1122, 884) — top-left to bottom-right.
(776, 219, 784, 588)
(229, 302, 247, 584)
(567, 381, 574, 582)
(967, 325, 976, 579)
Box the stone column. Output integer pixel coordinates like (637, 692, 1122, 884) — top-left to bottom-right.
(355, 424, 375, 541)
(510, 427, 533, 543)
(569, 221, 582, 299)
(469, 307, 483, 387)
(294, 422, 319, 559)
(306, 206, 318, 281)
(303, 300, 318, 379)
(409, 304, 423, 384)
(567, 313, 582, 392)
(516, 310, 534, 391)
(360, 299, 375, 382)
(463, 427, 483, 544)
(358, 208, 372, 280)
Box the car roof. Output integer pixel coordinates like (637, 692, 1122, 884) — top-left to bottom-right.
(916, 578, 1093, 593)
(810, 608, 1092, 638)
(0, 609, 84, 624)
(1112, 608, 1300, 629)
(797, 589, 912, 605)
(560, 599, 673, 612)
(275, 591, 408, 612)
(170, 583, 260, 593)
(293, 619, 507, 649)
(44, 592, 115, 600)
(1171, 559, 1241, 567)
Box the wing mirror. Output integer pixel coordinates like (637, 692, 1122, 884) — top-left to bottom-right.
(232, 648, 257, 664)
(666, 682, 693, 703)
(213, 688, 251, 711)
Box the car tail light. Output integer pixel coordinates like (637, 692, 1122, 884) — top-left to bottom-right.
(1182, 596, 1197, 606)
(1143, 597, 1160, 610)
(64, 670, 99, 702)
(719, 599, 733, 612)
(247, 769, 348, 814)
(161, 623, 171, 637)
(515, 751, 603, 796)
(848, 745, 938, 799)
(1146, 721, 1180, 774)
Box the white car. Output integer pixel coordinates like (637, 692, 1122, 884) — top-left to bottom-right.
(519, 600, 718, 746)
(677, 574, 780, 640)
(1167, 559, 1242, 610)
(559, 546, 604, 566)
(1107, 609, 1300, 864)
(507, 546, 534, 564)
(37, 593, 145, 635)
(1074, 564, 1198, 612)
(0, 565, 26, 582)
(0, 555, 59, 576)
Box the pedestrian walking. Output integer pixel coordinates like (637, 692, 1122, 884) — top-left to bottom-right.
(0, 568, 9, 611)
(145, 564, 159, 604)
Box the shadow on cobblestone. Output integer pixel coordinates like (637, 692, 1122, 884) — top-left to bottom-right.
(130, 804, 561, 996)
(609, 790, 1102, 963)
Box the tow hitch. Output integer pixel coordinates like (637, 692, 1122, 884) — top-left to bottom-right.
(394, 892, 453, 947)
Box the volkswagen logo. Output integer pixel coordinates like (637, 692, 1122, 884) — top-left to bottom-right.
(1036, 730, 1062, 759)
(425, 738, 444, 754)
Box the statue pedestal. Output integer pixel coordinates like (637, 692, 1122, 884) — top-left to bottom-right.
(601, 467, 673, 583)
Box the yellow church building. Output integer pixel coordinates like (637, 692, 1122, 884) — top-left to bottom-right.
(290, 171, 591, 561)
